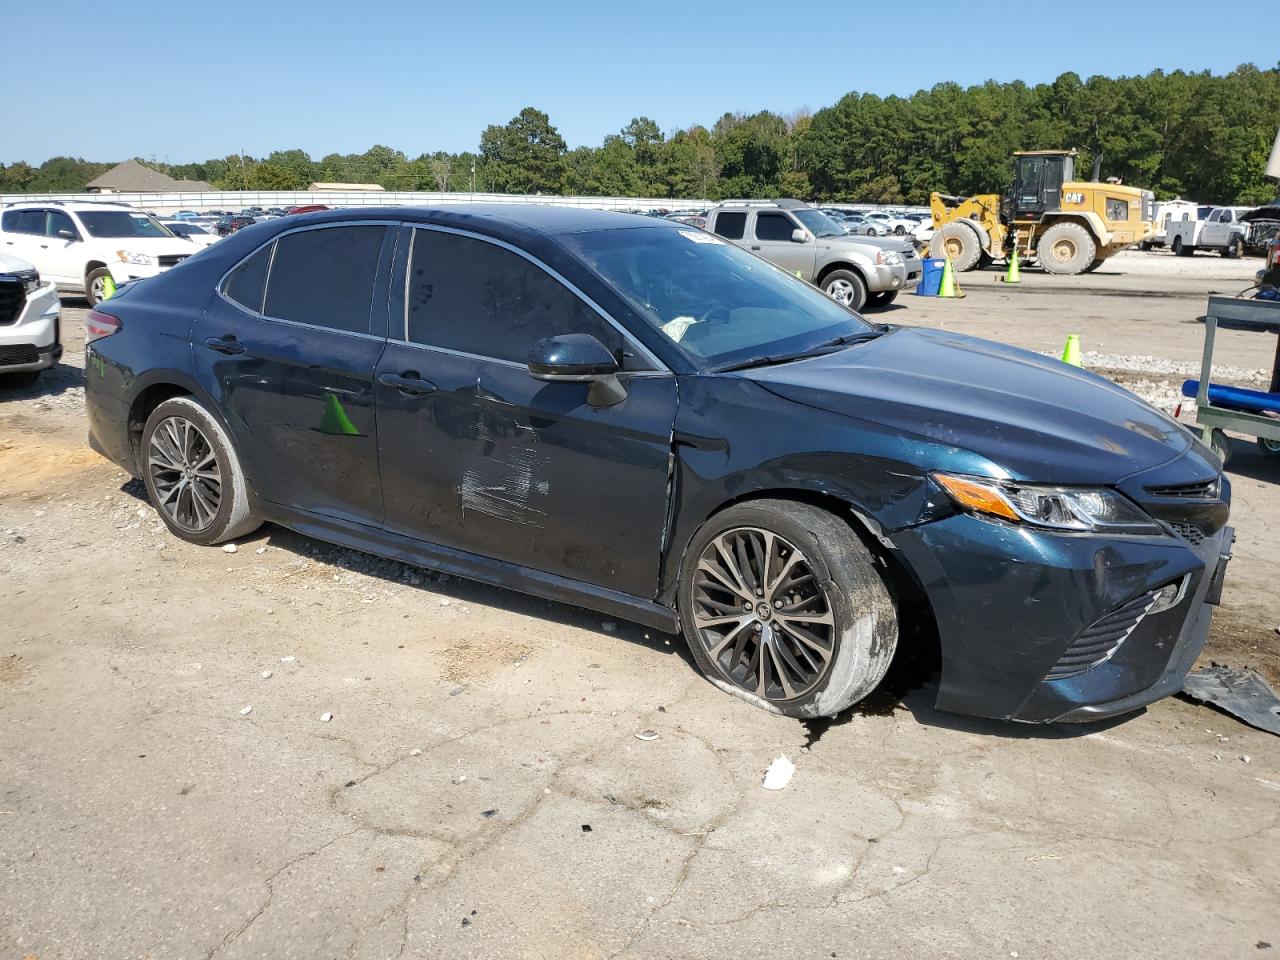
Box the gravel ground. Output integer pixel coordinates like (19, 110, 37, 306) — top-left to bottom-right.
(2, 259, 1279, 960)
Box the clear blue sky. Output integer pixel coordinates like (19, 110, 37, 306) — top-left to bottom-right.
(4, 0, 1276, 165)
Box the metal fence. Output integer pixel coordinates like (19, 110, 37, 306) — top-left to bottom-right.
(0, 190, 926, 215)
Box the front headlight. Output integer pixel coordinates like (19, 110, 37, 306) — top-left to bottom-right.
(875, 251, 903, 266)
(116, 250, 155, 266)
(14, 267, 40, 294)
(933, 473, 1161, 535)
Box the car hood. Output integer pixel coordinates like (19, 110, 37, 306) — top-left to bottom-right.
(745, 326, 1200, 485)
(0, 251, 37, 274)
(104, 237, 205, 255)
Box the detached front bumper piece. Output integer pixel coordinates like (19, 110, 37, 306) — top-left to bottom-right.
(892, 515, 1233, 723)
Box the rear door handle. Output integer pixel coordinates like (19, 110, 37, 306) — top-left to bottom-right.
(203, 335, 246, 355)
(378, 371, 436, 396)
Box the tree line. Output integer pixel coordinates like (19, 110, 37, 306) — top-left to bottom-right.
(3, 65, 1278, 205)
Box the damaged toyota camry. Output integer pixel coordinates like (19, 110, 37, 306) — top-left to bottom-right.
(84, 206, 1233, 723)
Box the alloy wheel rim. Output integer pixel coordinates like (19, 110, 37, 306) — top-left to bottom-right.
(826, 279, 854, 305)
(1263, 438, 1280, 453)
(90, 277, 105, 301)
(690, 526, 835, 701)
(148, 416, 222, 532)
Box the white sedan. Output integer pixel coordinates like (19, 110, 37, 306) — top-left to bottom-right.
(161, 221, 221, 248)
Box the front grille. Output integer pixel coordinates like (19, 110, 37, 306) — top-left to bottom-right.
(1170, 521, 1207, 546)
(0, 279, 25, 326)
(1145, 477, 1220, 499)
(1046, 591, 1156, 680)
(0, 343, 39, 366)
(157, 254, 190, 269)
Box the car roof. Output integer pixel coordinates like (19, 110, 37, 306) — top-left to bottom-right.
(292, 204, 683, 241)
(2, 200, 146, 212)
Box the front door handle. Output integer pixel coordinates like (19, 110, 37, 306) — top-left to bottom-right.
(750, 245, 761, 250)
(378, 371, 436, 396)
(203, 335, 246, 355)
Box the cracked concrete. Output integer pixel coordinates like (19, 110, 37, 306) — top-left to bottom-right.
(4, 263, 1280, 960)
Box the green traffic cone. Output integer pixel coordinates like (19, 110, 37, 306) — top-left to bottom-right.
(938, 256, 964, 298)
(1003, 247, 1021, 284)
(1061, 334, 1082, 367)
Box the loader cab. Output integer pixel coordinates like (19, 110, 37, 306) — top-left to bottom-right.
(1009, 150, 1076, 221)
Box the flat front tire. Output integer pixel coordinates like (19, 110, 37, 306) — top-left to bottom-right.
(141, 396, 261, 546)
(678, 499, 898, 719)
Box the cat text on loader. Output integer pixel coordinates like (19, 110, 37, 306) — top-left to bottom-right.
(928, 149, 1155, 275)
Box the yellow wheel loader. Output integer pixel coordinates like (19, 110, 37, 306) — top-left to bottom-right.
(928, 150, 1154, 275)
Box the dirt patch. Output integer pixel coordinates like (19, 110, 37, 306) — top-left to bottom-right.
(1204, 605, 1280, 687)
(0, 422, 115, 500)
(0, 654, 23, 684)
(441, 637, 534, 683)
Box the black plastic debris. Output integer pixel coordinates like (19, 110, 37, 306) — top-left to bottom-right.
(581, 824, 592, 833)
(1182, 665, 1280, 736)
(481, 808, 497, 818)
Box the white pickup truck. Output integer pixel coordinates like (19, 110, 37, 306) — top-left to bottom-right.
(1166, 206, 1249, 258)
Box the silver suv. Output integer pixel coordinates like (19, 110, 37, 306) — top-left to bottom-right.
(704, 200, 920, 310)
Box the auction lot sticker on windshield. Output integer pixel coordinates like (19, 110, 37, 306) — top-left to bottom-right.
(679, 230, 720, 244)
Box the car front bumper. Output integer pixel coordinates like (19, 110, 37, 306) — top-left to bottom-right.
(0, 281, 61, 371)
(868, 261, 918, 294)
(891, 512, 1233, 723)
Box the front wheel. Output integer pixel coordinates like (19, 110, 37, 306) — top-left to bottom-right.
(1223, 238, 1243, 259)
(865, 290, 898, 309)
(84, 267, 113, 306)
(678, 499, 898, 719)
(821, 269, 868, 311)
(141, 396, 262, 546)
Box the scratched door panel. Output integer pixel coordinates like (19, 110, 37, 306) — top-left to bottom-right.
(462, 363, 678, 599)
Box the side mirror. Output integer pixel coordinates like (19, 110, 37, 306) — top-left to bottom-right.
(528, 334, 626, 406)
(57, 229, 77, 241)
(791, 228, 808, 243)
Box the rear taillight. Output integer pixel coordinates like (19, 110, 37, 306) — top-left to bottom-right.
(85, 309, 121, 344)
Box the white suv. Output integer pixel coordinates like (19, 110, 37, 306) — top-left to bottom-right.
(0, 251, 61, 387)
(0, 201, 200, 305)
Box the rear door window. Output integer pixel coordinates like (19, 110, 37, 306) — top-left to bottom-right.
(713, 211, 746, 240)
(46, 211, 77, 239)
(405, 228, 633, 366)
(223, 244, 273, 313)
(263, 226, 386, 334)
(754, 213, 796, 241)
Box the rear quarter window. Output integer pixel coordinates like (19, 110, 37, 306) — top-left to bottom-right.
(223, 244, 272, 313)
(713, 211, 746, 240)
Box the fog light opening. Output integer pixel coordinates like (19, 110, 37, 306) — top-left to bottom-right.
(1149, 575, 1190, 615)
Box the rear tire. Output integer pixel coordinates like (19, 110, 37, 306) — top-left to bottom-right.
(678, 499, 898, 719)
(1084, 258, 1105, 273)
(1223, 238, 1243, 259)
(935, 222, 983, 272)
(865, 291, 898, 309)
(1038, 222, 1097, 275)
(1258, 437, 1280, 458)
(141, 397, 261, 546)
(821, 269, 868, 312)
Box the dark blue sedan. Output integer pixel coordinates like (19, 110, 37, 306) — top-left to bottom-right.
(82, 206, 1233, 723)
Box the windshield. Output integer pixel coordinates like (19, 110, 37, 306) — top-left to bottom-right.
(792, 209, 846, 238)
(79, 211, 173, 239)
(562, 226, 872, 369)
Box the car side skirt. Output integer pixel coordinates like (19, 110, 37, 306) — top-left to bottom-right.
(262, 502, 682, 634)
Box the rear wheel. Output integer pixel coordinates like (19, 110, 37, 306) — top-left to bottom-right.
(935, 222, 983, 272)
(141, 397, 261, 546)
(865, 291, 898, 309)
(678, 499, 898, 719)
(1084, 258, 1105, 273)
(1223, 237, 1243, 259)
(821, 269, 868, 312)
(1038, 222, 1096, 275)
(1258, 437, 1280, 458)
